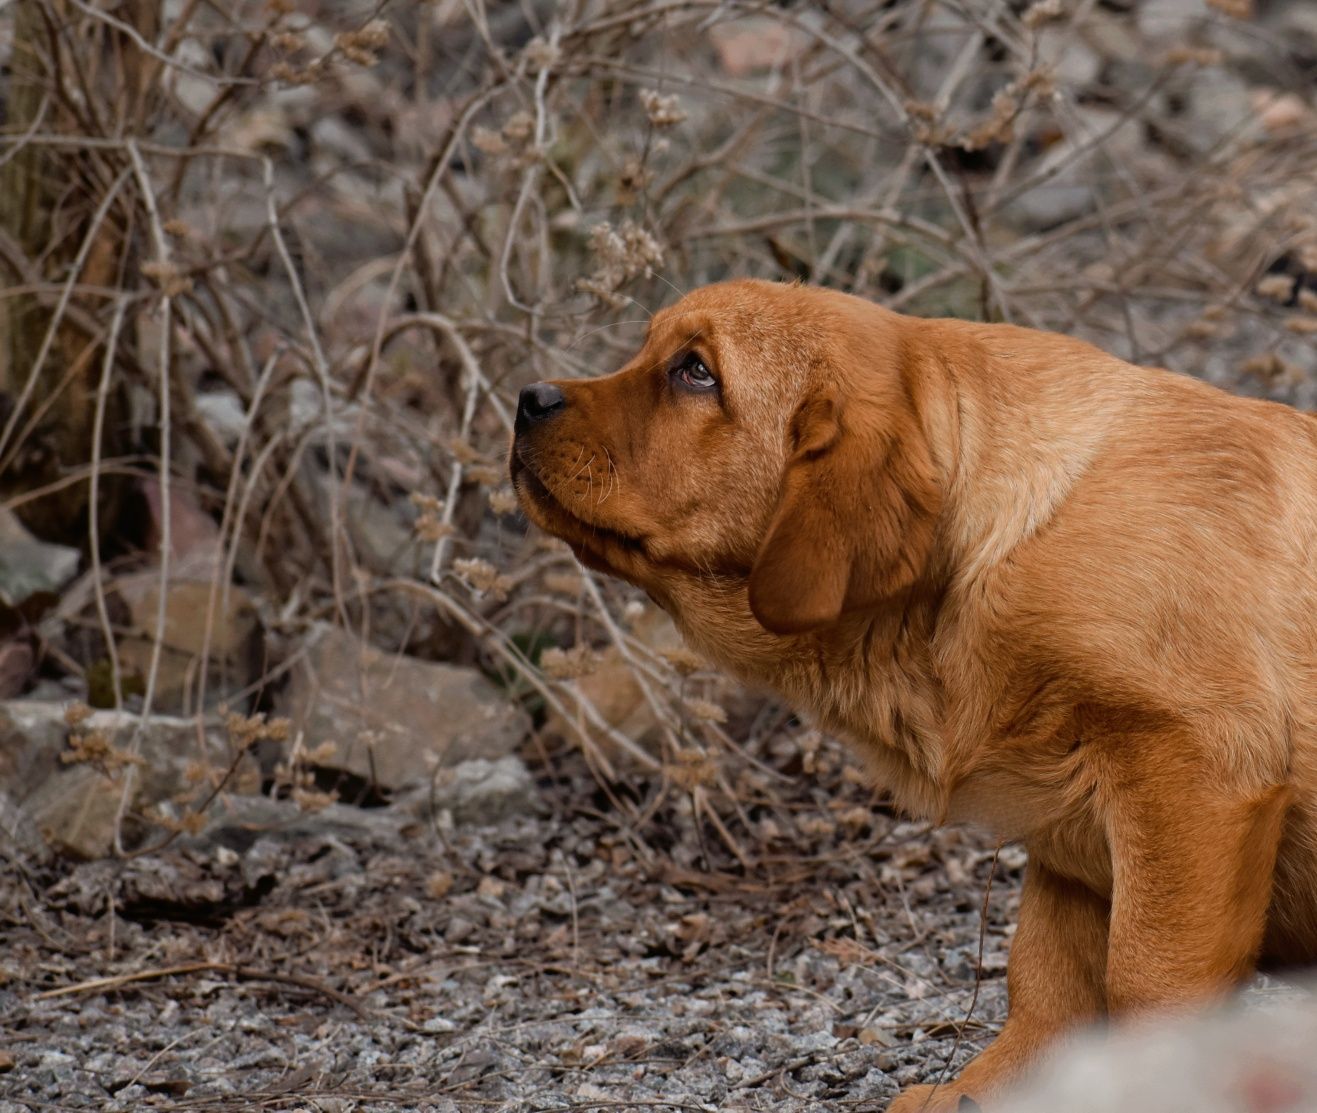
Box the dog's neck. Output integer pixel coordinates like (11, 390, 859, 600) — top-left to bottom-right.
(663, 576, 952, 819)
(927, 321, 1135, 585)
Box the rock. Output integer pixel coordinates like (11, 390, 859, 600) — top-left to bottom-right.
(401, 755, 537, 826)
(311, 115, 374, 166)
(708, 15, 812, 78)
(542, 603, 684, 762)
(110, 574, 262, 713)
(13, 703, 261, 859)
(1165, 67, 1258, 156)
(23, 677, 83, 702)
(1078, 8, 1146, 66)
(139, 477, 225, 579)
(903, 5, 976, 103)
(1135, 0, 1210, 39)
(337, 479, 422, 578)
(999, 982, 1317, 1113)
(194, 390, 247, 446)
(1266, 0, 1317, 44)
(0, 639, 34, 699)
(0, 791, 50, 861)
(26, 759, 129, 860)
(1253, 88, 1312, 135)
(0, 701, 69, 799)
(223, 106, 295, 155)
(279, 623, 529, 792)
(1037, 25, 1102, 90)
(0, 508, 79, 606)
(1134, 0, 1317, 80)
(191, 793, 413, 852)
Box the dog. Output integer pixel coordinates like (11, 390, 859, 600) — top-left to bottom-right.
(509, 278, 1317, 1111)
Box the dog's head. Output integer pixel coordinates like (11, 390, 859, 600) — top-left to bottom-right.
(510, 280, 945, 636)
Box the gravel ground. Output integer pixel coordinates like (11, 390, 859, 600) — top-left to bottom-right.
(0, 735, 1018, 1112)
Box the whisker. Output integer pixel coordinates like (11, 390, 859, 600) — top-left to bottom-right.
(649, 269, 688, 301)
(604, 291, 657, 319)
(599, 447, 618, 504)
(569, 453, 596, 483)
(566, 319, 651, 351)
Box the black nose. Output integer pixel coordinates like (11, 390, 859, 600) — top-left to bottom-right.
(516, 382, 566, 433)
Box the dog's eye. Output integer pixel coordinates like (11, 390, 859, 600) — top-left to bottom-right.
(674, 355, 717, 391)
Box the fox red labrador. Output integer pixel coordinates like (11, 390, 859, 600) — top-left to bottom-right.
(509, 279, 1317, 1111)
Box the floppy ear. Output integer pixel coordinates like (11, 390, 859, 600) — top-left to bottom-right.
(748, 390, 942, 635)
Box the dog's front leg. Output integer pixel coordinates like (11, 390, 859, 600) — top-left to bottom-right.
(888, 862, 1108, 1113)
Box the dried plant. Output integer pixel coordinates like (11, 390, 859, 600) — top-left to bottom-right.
(1, 0, 1314, 856)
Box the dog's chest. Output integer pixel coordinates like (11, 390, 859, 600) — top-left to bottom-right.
(947, 766, 1113, 889)
(795, 635, 954, 820)
(673, 604, 945, 808)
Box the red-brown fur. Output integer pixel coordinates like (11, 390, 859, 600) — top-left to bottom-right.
(510, 279, 1317, 1110)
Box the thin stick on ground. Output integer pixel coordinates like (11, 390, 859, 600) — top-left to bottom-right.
(921, 843, 1004, 1112)
(33, 961, 372, 1022)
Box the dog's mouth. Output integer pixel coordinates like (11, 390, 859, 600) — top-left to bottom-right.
(510, 450, 648, 574)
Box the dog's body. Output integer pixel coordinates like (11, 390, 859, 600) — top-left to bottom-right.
(511, 279, 1317, 1110)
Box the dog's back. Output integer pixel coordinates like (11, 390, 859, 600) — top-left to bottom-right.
(929, 322, 1317, 967)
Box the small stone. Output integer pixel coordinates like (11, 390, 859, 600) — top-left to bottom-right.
(426, 871, 455, 899)
(141, 1073, 191, 1096)
(0, 509, 79, 606)
(418, 756, 535, 826)
(859, 1027, 898, 1048)
(445, 916, 477, 944)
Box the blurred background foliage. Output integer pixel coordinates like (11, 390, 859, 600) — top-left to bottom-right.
(0, 0, 1314, 848)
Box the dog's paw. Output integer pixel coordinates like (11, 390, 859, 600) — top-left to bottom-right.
(886, 1083, 981, 1113)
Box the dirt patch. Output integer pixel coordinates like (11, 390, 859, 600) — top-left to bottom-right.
(0, 737, 1017, 1112)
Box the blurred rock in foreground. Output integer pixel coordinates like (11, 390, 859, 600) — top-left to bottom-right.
(1000, 981, 1317, 1113)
